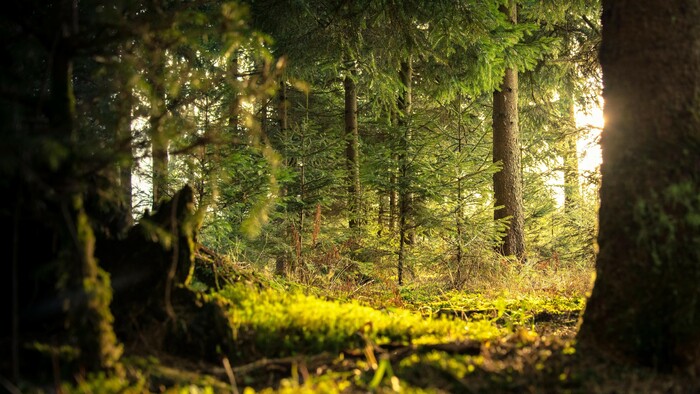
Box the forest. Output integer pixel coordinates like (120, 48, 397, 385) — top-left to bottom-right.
(2, 0, 700, 392)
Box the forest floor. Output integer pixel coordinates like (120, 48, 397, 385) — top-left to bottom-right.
(32, 261, 698, 393)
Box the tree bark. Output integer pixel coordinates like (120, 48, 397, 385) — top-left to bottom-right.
(344, 72, 361, 229)
(51, 9, 122, 371)
(275, 79, 290, 276)
(397, 58, 413, 285)
(562, 83, 580, 212)
(492, 0, 525, 260)
(455, 96, 465, 283)
(228, 51, 240, 136)
(116, 65, 134, 226)
(389, 171, 397, 231)
(578, 0, 700, 371)
(278, 79, 288, 136)
(150, 48, 169, 209)
(389, 110, 398, 233)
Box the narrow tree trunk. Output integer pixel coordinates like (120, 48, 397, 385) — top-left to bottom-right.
(11, 186, 20, 382)
(397, 58, 413, 285)
(278, 79, 288, 136)
(389, 169, 397, 232)
(275, 79, 290, 276)
(260, 101, 268, 138)
(344, 72, 361, 229)
(150, 48, 168, 209)
(389, 109, 398, 232)
(228, 52, 240, 135)
(377, 194, 387, 235)
(562, 83, 580, 212)
(578, 0, 700, 371)
(116, 66, 133, 225)
(455, 97, 465, 283)
(492, 0, 525, 260)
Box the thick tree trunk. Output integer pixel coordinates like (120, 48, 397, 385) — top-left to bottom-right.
(397, 58, 413, 285)
(150, 48, 169, 209)
(344, 72, 361, 229)
(51, 18, 122, 371)
(492, 0, 525, 260)
(578, 0, 700, 371)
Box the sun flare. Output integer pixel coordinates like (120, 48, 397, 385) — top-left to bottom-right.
(575, 101, 604, 174)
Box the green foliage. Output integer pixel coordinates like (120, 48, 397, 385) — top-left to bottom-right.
(4, 0, 604, 387)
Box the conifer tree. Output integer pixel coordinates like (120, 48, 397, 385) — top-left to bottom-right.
(492, 0, 526, 260)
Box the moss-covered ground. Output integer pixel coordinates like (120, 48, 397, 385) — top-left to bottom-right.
(19, 263, 698, 393)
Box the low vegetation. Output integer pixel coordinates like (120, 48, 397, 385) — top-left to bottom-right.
(33, 257, 688, 393)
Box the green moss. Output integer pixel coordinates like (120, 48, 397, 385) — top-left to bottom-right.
(403, 290, 584, 331)
(628, 180, 700, 364)
(219, 283, 495, 359)
(66, 197, 123, 371)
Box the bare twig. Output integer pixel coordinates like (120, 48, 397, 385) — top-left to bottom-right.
(222, 357, 239, 394)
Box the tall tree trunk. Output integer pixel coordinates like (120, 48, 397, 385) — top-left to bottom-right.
(344, 72, 361, 230)
(389, 172, 397, 231)
(578, 0, 700, 371)
(377, 194, 387, 235)
(492, 0, 525, 260)
(397, 58, 413, 285)
(228, 52, 240, 135)
(275, 79, 291, 276)
(455, 97, 465, 284)
(51, 10, 122, 371)
(278, 79, 288, 136)
(389, 110, 398, 232)
(260, 102, 268, 142)
(562, 82, 580, 212)
(116, 66, 133, 226)
(150, 48, 168, 209)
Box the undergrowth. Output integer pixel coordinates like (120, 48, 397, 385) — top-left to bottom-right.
(30, 256, 696, 393)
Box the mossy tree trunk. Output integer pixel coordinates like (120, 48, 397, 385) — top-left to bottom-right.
(492, 0, 525, 261)
(50, 8, 122, 371)
(578, 0, 700, 370)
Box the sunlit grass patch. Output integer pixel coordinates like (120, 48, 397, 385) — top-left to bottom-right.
(400, 289, 584, 337)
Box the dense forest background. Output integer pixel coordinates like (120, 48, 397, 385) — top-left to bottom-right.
(3, 0, 700, 392)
